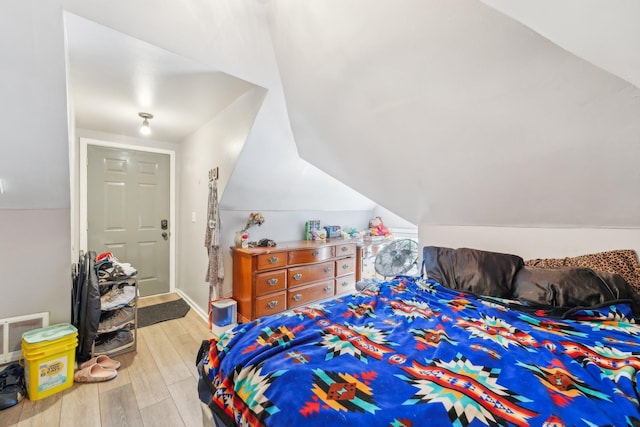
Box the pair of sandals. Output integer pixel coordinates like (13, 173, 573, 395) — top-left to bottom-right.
(0, 363, 25, 410)
(74, 355, 121, 383)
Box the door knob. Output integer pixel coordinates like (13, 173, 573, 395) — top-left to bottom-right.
(162, 232, 168, 240)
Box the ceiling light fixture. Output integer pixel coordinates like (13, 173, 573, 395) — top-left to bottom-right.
(138, 112, 153, 136)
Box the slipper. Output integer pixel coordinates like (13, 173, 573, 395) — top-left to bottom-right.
(79, 354, 121, 370)
(74, 364, 117, 383)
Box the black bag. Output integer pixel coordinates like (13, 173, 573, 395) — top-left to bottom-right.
(73, 251, 101, 363)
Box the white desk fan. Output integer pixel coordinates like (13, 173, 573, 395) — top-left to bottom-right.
(374, 239, 419, 279)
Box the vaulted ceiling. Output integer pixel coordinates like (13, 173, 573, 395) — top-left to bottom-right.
(4, 0, 639, 231)
(267, 0, 640, 227)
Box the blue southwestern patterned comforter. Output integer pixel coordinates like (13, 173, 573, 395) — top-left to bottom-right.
(199, 277, 640, 427)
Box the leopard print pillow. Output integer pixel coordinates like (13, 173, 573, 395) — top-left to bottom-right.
(525, 249, 640, 296)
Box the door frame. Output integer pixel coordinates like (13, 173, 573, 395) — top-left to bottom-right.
(79, 137, 176, 294)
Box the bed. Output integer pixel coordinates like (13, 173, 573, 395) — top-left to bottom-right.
(197, 247, 640, 426)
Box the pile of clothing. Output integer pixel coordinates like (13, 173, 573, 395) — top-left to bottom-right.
(95, 252, 137, 281)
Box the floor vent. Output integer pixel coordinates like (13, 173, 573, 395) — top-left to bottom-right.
(0, 312, 49, 364)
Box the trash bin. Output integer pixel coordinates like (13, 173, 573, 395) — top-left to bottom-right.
(21, 323, 78, 400)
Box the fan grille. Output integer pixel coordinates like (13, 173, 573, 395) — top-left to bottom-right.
(374, 239, 418, 278)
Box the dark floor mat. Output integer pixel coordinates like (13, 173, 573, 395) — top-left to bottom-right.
(137, 298, 190, 328)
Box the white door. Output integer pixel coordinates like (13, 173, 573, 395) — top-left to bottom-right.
(87, 145, 170, 296)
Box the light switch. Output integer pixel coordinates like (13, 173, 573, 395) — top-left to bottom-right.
(191, 212, 196, 223)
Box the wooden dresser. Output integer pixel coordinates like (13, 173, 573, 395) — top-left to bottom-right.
(232, 240, 358, 322)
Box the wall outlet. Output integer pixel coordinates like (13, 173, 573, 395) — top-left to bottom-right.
(191, 212, 196, 223)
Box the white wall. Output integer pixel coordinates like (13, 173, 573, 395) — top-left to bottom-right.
(0, 210, 71, 323)
(419, 225, 640, 261)
(0, 1, 71, 324)
(177, 86, 265, 312)
(0, 0, 70, 210)
(372, 205, 418, 232)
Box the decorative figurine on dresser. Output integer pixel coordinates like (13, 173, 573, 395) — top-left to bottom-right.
(93, 252, 138, 356)
(231, 240, 357, 322)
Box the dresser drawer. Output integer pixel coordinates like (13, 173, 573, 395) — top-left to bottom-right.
(335, 273, 356, 295)
(335, 243, 356, 257)
(288, 261, 335, 288)
(288, 280, 334, 309)
(255, 270, 287, 296)
(336, 257, 356, 276)
(256, 252, 287, 270)
(255, 292, 286, 318)
(288, 246, 335, 265)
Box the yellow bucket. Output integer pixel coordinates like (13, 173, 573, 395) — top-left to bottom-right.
(21, 323, 78, 401)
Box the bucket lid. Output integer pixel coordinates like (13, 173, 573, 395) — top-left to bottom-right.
(22, 323, 77, 344)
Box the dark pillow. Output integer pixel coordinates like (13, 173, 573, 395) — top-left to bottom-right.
(423, 246, 524, 298)
(525, 249, 640, 296)
(512, 266, 638, 308)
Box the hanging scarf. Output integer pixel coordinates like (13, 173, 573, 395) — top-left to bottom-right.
(205, 179, 224, 303)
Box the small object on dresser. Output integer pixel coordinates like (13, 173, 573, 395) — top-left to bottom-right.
(234, 231, 249, 248)
(304, 220, 321, 240)
(236, 212, 265, 247)
(310, 228, 327, 240)
(324, 226, 342, 239)
(369, 216, 393, 238)
(256, 238, 277, 247)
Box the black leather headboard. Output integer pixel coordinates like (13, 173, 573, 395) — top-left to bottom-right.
(422, 246, 524, 298)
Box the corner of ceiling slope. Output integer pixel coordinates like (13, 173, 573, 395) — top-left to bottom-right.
(479, 0, 640, 89)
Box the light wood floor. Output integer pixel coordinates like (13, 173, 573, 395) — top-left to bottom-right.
(1, 293, 214, 427)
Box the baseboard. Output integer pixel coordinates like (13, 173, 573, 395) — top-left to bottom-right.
(175, 289, 208, 323)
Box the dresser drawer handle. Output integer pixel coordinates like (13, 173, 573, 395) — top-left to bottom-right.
(341, 281, 349, 287)
(324, 267, 333, 273)
(267, 300, 278, 308)
(341, 246, 348, 252)
(267, 278, 278, 286)
(312, 250, 319, 257)
(342, 263, 350, 270)
(268, 256, 279, 264)
(293, 294, 302, 302)
(324, 286, 332, 292)
(293, 273, 303, 281)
